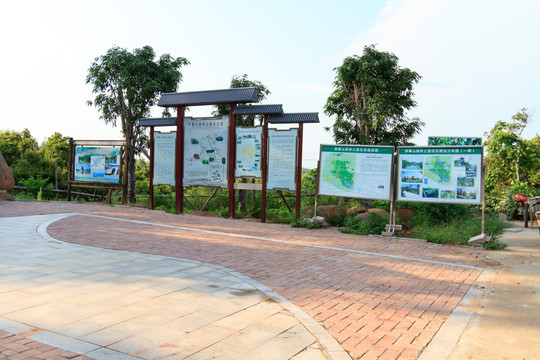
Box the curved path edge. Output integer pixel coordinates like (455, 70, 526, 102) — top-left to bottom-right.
(36, 213, 351, 360)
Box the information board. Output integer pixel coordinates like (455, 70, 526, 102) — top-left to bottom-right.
(318, 145, 394, 200)
(153, 131, 176, 186)
(267, 129, 297, 191)
(183, 116, 229, 187)
(235, 127, 262, 178)
(397, 146, 483, 204)
(74, 147, 121, 183)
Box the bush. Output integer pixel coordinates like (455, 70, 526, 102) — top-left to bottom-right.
(291, 218, 320, 229)
(340, 213, 387, 235)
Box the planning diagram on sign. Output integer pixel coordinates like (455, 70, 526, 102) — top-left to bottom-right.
(398, 150, 481, 203)
(322, 152, 356, 192)
(235, 127, 262, 177)
(184, 117, 229, 187)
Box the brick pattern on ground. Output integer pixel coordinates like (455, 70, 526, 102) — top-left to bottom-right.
(0, 202, 489, 360)
(0, 330, 92, 360)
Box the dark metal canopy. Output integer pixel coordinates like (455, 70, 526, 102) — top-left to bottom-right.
(158, 87, 259, 107)
(233, 104, 283, 116)
(267, 112, 319, 124)
(138, 117, 178, 127)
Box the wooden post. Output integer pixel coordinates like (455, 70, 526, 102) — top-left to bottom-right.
(228, 103, 237, 219)
(176, 106, 185, 214)
(261, 115, 269, 223)
(295, 123, 304, 219)
(149, 126, 155, 210)
(67, 138, 73, 201)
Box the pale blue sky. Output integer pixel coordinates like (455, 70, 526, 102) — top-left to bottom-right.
(1, 0, 538, 168)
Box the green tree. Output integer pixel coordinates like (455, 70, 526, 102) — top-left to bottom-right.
(324, 45, 423, 145)
(212, 74, 270, 126)
(41, 132, 70, 188)
(86, 45, 189, 203)
(0, 129, 38, 167)
(484, 108, 540, 214)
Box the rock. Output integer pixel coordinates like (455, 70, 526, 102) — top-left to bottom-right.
(346, 206, 367, 216)
(0, 152, 15, 191)
(354, 212, 371, 221)
(498, 213, 507, 221)
(367, 208, 388, 216)
(0, 190, 13, 201)
(396, 207, 416, 222)
(303, 205, 346, 221)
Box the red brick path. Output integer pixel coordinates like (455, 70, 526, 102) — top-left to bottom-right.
(0, 201, 493, 360)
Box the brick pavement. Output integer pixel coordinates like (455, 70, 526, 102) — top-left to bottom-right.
(0, 201, 493, 359)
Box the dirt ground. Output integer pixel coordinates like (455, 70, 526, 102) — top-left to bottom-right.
(422, 223, 540, 360)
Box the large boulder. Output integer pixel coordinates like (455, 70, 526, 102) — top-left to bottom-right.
(396, 207, 417, 222)
(346, 206, 367, 216)
(354, 212, 371, 221)
(302, 205, 346, 220)
(0, 152, 15, 200)
(367, 208, 388, 216)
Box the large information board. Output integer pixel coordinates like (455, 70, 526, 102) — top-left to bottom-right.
(184, 116, 229, 187)
(235, 127, 262, 178)
(267, 128, 297, 191)
(153, 131, 176, 186)
(397, 146, 483, 204)
(318, 145, 394, 200)
(74, 146, 121, 183)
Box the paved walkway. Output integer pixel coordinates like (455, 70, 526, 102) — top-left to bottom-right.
(0, 213, 338, 359)
(0, 201, 495, 359)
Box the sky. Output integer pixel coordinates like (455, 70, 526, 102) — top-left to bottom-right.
(1, 0, 539, 169)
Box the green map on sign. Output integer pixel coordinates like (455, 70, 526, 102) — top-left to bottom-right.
(425, 156, 452, 185)
(322, 153, 355, 191)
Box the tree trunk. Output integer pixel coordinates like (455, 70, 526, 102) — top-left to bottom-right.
(124, 138, 137, 204)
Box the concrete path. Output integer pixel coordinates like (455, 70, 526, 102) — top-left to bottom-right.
(0, 214, 340, 359)
(419, 224, 540, 359)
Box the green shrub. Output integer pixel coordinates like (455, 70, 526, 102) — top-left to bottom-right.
(291, 218, 320, 229)
(340, 213, 387, 235)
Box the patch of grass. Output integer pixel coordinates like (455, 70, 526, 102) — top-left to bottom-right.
(340, 213, 387, 236)
(290, 218, 320, 229)
(484, 240, 508, 250)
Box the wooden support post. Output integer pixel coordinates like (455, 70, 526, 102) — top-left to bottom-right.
(200, 188, 219, 212)
(295, 123, 304, 219)
(277, 190, 293, 213)
(149, 126, 155, 210)
(175, 106, 185, 214)
(67, 138, 73, 202)
(228, 103, 237, 219)
(261, 115, 269, 223)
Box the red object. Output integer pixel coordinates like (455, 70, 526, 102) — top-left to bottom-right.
(514, 194, 528, 206)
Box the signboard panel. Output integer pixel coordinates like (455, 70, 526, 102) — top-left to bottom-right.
(153, 131, 176, 186)
(318, 145, 394, 200)
(267, 128, 297, 191)
(74, 146, 121, 183)
(183, 116, 229, 187)
(428, 136, 482, 146)
(397, 146, 483, 204)
(235, 127, 262, 178)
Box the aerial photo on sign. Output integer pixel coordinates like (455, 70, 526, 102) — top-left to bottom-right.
(235, 127, 262, 178)
(184, 116, 229, 187)
(398, 146, 482, 204)
(318, 145, 393, 200)
(74, 146, 121, 183)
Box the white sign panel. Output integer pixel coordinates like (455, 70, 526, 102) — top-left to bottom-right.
(184, 116, 229, 187)
(397, 146, 483, 204)
(153, 131, 176, 186)
(235, 127, 262, 178)
(318, 145, 394, 200)
(267, 129, 297, 191)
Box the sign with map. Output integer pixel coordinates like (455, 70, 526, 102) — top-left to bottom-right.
(183, 116, 229, 187)
(318, 145, 394, 200)
(397, 146, 483, 204)
(153, 131, 176, 186)
(235, 127, 262, 178)
(267, 128, 297, 190)
(74, 146, 121, 183)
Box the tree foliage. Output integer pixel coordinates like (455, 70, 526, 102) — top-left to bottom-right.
(213, 74, 270, 126)
(484, 108, 540, 215)
(86, 45, 189, 202)
(324, 45, 423, 145)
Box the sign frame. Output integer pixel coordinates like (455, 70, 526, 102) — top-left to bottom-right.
(396, 145, 484, 205)
(267, 128, 298, 191)
(153, 131, 176, 186)
(235, 126, 263, 178)
(317, 144, 395, 201)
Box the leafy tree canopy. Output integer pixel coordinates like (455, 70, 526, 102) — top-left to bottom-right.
(86, 45, 189, 202)
(324, 45, 423, 145)
(213, 74, 270, 126)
